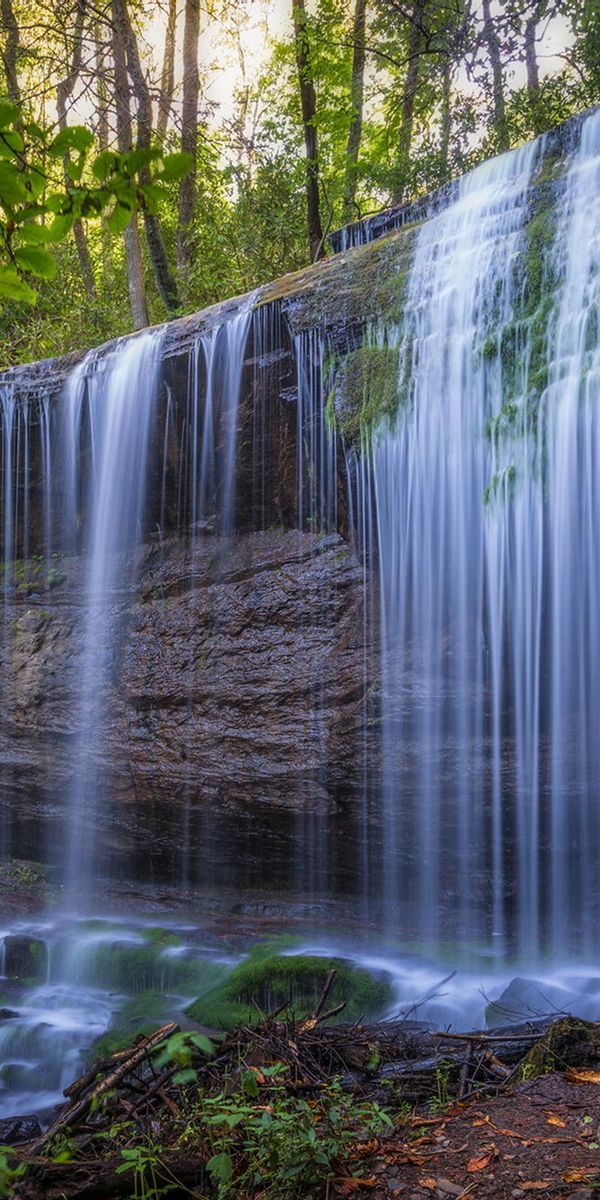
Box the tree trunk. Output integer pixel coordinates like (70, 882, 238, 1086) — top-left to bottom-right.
(482, 0, 509, 151)
(111, 2, 149, 330)
(292, 0, 324, 262)
(393, 0, 427, 204)
(524, 11, 542, 135)
(94, 20, 113, 286)
(177, 0, 200, 270)
(439, 56, 452, 182)
(341, 0, 367, 223)
(0, 0, 20, 107)
(56, 0, 96, 299)
(112, 0, 180, 314)
(157, 0, 177, 138)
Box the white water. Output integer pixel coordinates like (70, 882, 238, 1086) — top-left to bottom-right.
(368, 108, 600, 957)
(61, 332, 164, 895)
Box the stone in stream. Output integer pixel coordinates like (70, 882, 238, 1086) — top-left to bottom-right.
(485, 976, 579, 1028)
(3, 936, 48, 983)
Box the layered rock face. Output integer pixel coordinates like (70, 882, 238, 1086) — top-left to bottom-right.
(3, 529, 373, 889)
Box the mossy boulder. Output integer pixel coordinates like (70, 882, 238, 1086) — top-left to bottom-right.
(519, 1017, 600, 1078)
(3, 936, 48, 983)
(185, 951, 393, 1030)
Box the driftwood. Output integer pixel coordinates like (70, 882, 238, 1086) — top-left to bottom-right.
(7, 978, 600, 1200)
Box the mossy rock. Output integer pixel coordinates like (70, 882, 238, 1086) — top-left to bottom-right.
(3, 936, 48, 983)
(75, 938, 227, 997)
(185, 952, 393, 1031)
(519, 1018, 600, 1079)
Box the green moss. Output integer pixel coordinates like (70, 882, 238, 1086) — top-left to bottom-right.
(329, 340, 402, 445)
(77, 939, 227, 997)
(484, 464, 516, 507)
(185, 951, 393, 1031)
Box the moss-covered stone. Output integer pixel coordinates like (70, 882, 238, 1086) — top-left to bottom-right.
(76, 939, 227, 997)
(327, 341, 402, 445)
(185, 950, 393, 1030)
(519, 1018, 600, 1078)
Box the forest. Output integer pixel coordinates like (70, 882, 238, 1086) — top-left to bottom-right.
(0, 0, 596, 367)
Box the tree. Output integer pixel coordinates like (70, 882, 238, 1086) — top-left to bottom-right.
(292, 0, 325, 261)
(56, 0, 96, 298)
(482, 0, 509, 151)
(177, 0, 201, 271)
(342, 0, 367, 221)
(112, 0, 180, 314)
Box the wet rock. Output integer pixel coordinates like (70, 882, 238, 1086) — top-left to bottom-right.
(0, 1009, 19, 1019)
(3, 936, 48, 983)
(0, 1114, 42, 1143)
(485, 977, 578, 1028)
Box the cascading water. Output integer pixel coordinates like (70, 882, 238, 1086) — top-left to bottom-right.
(61, 331, 164, 895)
(1, 109, 600, 1120)
(363, 107, 600, 958)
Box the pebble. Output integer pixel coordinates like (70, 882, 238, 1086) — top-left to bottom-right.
(388, 1183, 404, 1194)
(566, 1191, 595, 1200)
(435, 1181, 464, 1197)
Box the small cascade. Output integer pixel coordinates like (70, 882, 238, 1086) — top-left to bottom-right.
(62, 331, 164, 896)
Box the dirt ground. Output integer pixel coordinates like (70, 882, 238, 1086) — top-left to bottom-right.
(359, 1073, 600, 1200)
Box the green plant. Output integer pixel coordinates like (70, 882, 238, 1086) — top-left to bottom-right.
(195, 1073, 393, 1198)
(0, 1148, 25, 1198)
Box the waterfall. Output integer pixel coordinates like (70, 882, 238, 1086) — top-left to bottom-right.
(365, 108, 600, 957)
(62, 331, 164, 894)
(0, 107, 599, 967)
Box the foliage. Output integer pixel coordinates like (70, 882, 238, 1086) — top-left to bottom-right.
(0, 100, 192, 306)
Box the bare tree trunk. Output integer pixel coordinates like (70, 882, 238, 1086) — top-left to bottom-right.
(439, 56, 451, 181)
(393, 0, 427, 204)
(94, 20, 113, 286)
(482, 0, 509, 151)
(112, 0, 180, 314)
(56, 0, 96, 298)
(524, 10, 543, 134)
(111, 3, 149, 329)
(342, 0, 367, 223)
(292, 0, 324, 261)
(177, 0, 200, 270)
(0, 0, 20, 106)
(157, 0, 177, 138)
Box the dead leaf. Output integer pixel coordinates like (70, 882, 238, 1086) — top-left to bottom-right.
(562, 1168, 599, 1184)
(417, 1180, 438, 1191)
(467, 1146, 497, 1172)
(334, 1178, 378, 1193)
(517, 1184, 552, 1192)
(566, 1069, 600, 1085)
(546, 1114, 566, 1127)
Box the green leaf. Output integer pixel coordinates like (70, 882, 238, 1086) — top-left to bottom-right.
(206, 1152, 233, 1185)
(156, 152, 194, 182)
(0, 163, 29, 206)
(92, 151, 119, 182)
(45, 214, 74, 242)
(242, 1069, 259, 1098)
(106, 202, 132, 235)
(14, 245, 56, 279)
(0, 268, 37, 303)
(172, 1068, 197, 1085)
(0, 101, 20, 128)
(49, 125, 94, 156)
(0, 130, 23, 158)
(189, 1033, 215, 1056)
(15, 223, 50, 245)
(125, 148, 160, 174)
